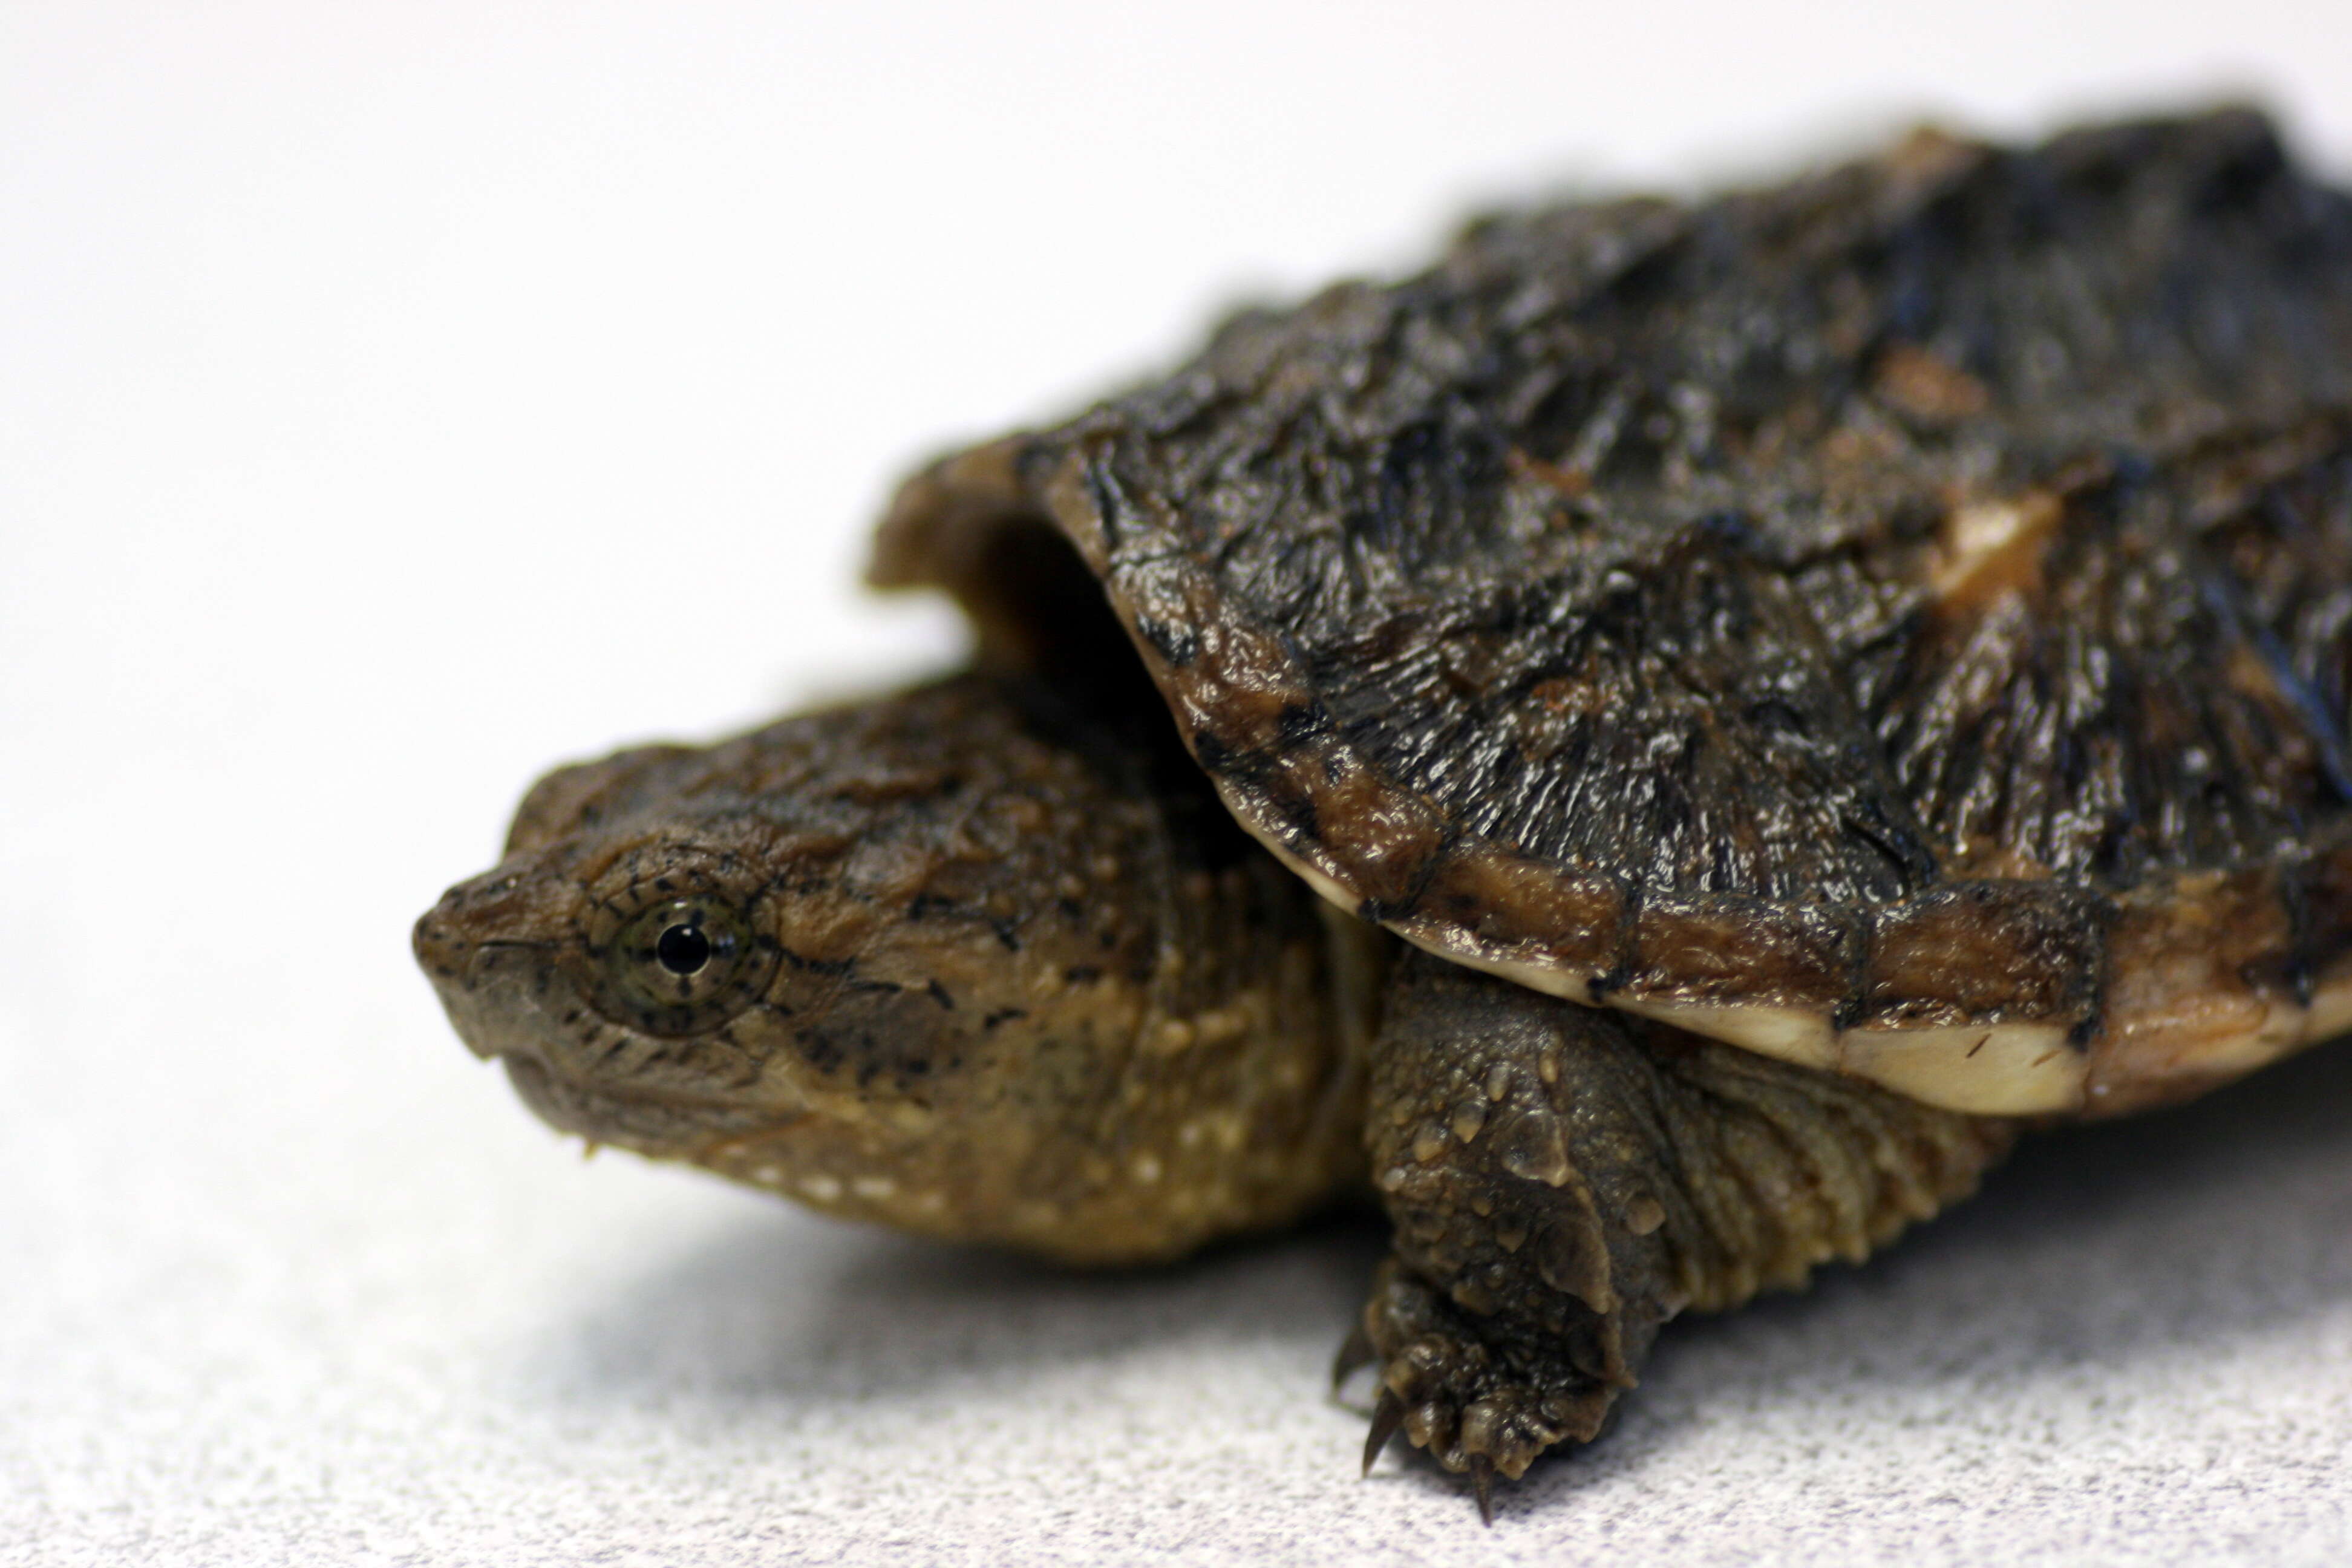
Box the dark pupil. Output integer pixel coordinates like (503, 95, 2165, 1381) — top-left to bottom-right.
(655, 923, 713, 976)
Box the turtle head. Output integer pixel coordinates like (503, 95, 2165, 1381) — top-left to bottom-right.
(411, 679, 1354, 1262)
(414, 720, 1093, 1221)
(413, 793, 863, 1161)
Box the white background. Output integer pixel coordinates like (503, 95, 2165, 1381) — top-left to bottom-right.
(6, 4, 2352, 1563)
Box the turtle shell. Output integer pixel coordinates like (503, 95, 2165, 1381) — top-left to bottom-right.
(872, 108, 2352, 1121)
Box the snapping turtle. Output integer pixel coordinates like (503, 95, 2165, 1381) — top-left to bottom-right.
(415, 109, 2352, 1514)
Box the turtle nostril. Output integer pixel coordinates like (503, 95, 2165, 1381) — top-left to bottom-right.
(413, 910, 467, 979)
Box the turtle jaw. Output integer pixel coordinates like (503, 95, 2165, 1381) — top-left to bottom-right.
(496, 1053, 789, 1157)
(412, 863, 581, 1067)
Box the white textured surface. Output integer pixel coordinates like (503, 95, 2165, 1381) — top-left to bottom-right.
(6, 5, 2352, 1564)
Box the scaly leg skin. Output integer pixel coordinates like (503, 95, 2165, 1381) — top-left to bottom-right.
(1351, 950, 2016, 1520)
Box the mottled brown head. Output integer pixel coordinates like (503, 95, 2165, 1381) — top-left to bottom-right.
(414, 676, 1364, 1262)
(420, 751, 965, 1147)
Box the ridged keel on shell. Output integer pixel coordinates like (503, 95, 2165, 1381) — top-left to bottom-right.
(874, 109, 2352, 1120)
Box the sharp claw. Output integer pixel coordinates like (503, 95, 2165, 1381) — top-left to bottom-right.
(1361, 1388, 1405, 1477)
(1469, 1454, 1496, 1526)
(1330, 1323, 1374, 1391)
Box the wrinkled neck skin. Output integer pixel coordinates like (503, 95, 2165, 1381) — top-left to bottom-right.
(416, 675, 1371, 1264)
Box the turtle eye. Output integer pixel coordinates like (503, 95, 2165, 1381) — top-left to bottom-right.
(586, 889, 777, 1036)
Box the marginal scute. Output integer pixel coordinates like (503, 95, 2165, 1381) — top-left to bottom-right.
(874, 109, 2352, 1120)
(2084, 857, 2337, 1113)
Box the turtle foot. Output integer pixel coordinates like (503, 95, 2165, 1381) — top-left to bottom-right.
(1354, 1258, 1616, 1520)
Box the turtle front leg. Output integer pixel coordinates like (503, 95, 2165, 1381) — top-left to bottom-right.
(1352, 950, 2014, 1515)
